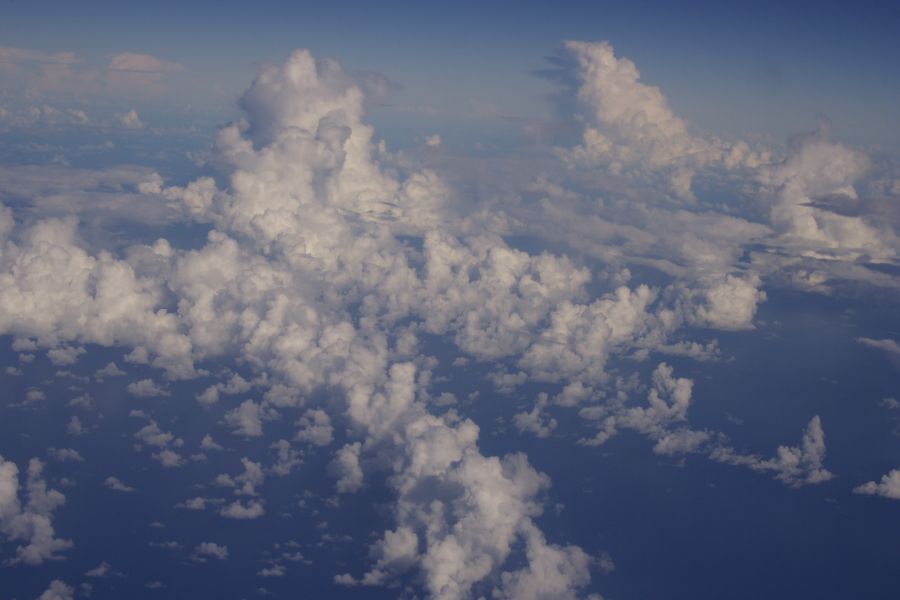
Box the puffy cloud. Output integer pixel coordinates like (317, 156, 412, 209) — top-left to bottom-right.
(224, 400, 267, 437)
(559, 40, 767, 199)
(103, 476, 135, 493)
(191, 541, 229, 562)
(758, 123, 899, 262)
(216, 458, 265, 496)
(269, 440, 302, 476)
(84, 561, 124, 578)
(513, 393, 558, 438)
(711, 416, 834, 487)
(95, 362, 126, 378)
(153, 449, 186, 468)
(35, 580, 74, 600)
(853, 469, 900, 500)
(115, 108, 143, 129)
(200, 434, 224, 451)
(127, 378, 169, 397)
(0, 215, 196, 378)
(0, 456, 72, 565)
(329, 442, 363, 494)
(691, 274, 766, 330)
(495, 522, 593, 600)
(0, 41, 877, 599)
(295, 409, 334, 446)
(134, 420, 181, 449)
(47, 448, 83, 463)
(220, 500, 265, 520)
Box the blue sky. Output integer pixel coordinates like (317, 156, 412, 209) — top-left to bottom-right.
(3, 0, 899, 145)
(2, 2, 900, 599)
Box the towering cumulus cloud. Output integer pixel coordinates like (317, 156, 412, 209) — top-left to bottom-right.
(561, 41, 767, 199)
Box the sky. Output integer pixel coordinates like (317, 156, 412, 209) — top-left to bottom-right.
(1, 2, 900, 599)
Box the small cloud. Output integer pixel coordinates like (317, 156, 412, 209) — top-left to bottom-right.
(84, 561, 125, 578)
(96, 362, 126, 379)
(104, 476, 135, 493)
(108, 53, 184, 73)
(48, 448, 84, 463)
(191, 542, 229, 562)
(116, 108, 144, 129)
(127, 378, 169, 397)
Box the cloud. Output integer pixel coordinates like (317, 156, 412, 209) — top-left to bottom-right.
(220, 500, 265, 520)
(95, 362, 126, 378)
(0, 456, 72, 565)
(115, 108, 144, 129)
(0, 41, 885, 599)
(191, 541, 229, 562)
(47, 448, 84, 463)
(35, 580, 74, 600)
(127, 378, 169, 397)
(84, 561, 124, 578)
(104, 476, 135, 493)
(215, 458, 265, 496)
(329, 442, 363, 493)
(711, 416, 834, 487)
(558, 40, 767, 199)
(295, 409, 334, 446)
(108, 53, 184, 74)
(854, 469, 900, 500)
(224, 400, 267, 437)
(857, 337, 900, 356)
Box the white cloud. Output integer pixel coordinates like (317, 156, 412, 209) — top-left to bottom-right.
(269, 440, 302, 476)
(294, 409, 333, 446)
(108, 53, 184, 74)
(329, 442, 363, 494)
(104, 476, 135, 493)
(153, 449, 186, 468)
(220, 500, 265, 520)
(559, 40, 767, 199)
(127, 378, 169, 397)
(513, 393, 558, 438)
(200, 434, 224, 451)
(224, 400, 266, 437)
(47, 448, 83, 463)
(35, 580, 74, 600)
(0, 456, 72, 565)
(711, 416, 834, 487)
(84, 561, 124, 578)
(115, 108, 144, 129)
(134, 420, 181, 448)
(854, 469, 900, 500)
(191, 541, 229, 562)
(216, 458, 265, 496)
(95, 361, 126, 378)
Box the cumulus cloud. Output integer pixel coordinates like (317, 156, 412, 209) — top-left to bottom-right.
(104, 476, 135, 493)
(127, 378, 169, 397)
(853, 469, 900, 500)
(0, 41, 880, 599)
(295, 409, 334, 446)
(35, 580, 74, 600)
(115, 108, 144, 129)
(220, 500, 265, 520)
(711, 416, 834, 487)
(224, 400, 267, 437)
(559, 40, 767, 199)
(47, 448, 84, 463)
(0, 456, 72, 565)
(191, 541, 229, 562)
